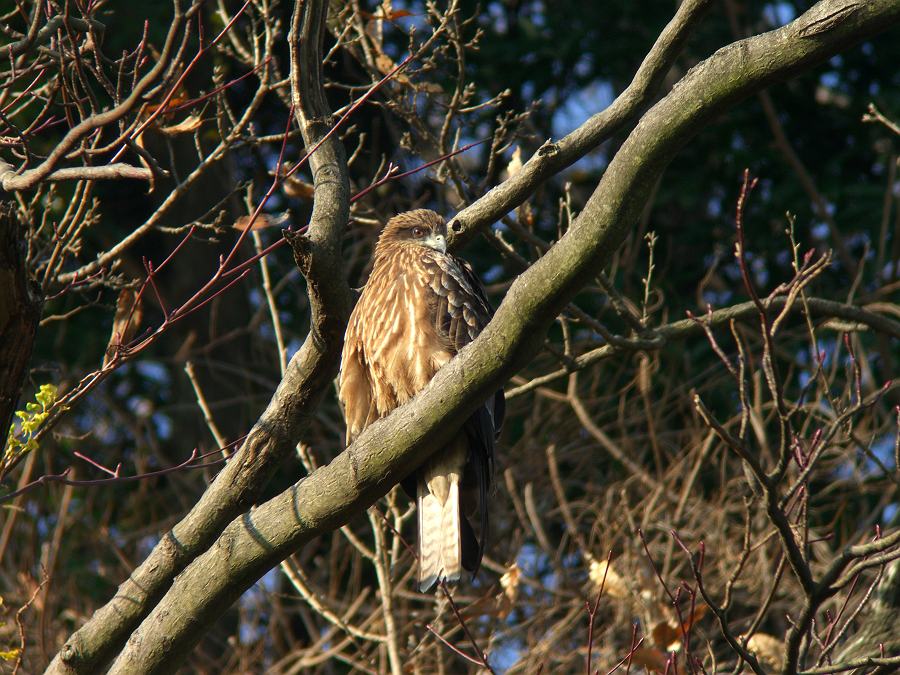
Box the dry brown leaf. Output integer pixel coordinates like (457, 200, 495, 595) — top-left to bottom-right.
(506, 146, 524, 177)
(104, 288, 142, 366)
(506, 146, 535, 225)
(233, 214, 278, 232)
(684, 603, 707, 628)
(373, 53, 412, 86)
(143, 94, 189, 117)
(282, 175, 315, 200)
(361, 8, 412, 20)
(375, 53, 395, 75)
(496, 563, 520, 619)
(652, 603, 708, 651)
(456, 563, 520, 620)
(159, 114, 202, 135)
(746, 633, 784, 670)
(588, 558, 629, 599)
(500, 563, 519, 597)
(651, 619, 682, 652)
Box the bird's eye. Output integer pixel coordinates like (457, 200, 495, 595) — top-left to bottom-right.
(411, 227, 425, 238)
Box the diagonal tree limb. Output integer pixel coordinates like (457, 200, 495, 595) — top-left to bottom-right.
(0, 162, 153, 187)
(99, 2, 900, 672)
(44, 1, 352, 673)
(448, 0, 715, 249)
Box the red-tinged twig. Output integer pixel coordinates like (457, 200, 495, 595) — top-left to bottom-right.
(102, 106, 293, 364)
(372, 504, 417, 560)
(586, 550, 613, 675)
(894, 406, 900, 480)
(673, 534, 766, 675)
(680, 579, 700, 674)
(823, 569, 886, 661)
(351, 137, 489, 203)
(109, 227, 243, 368)
(129, 268, 251, 350)
(281, 53, 415, 188)
(686, 307, 737, 379)
(110, 0, 255, 162)
(638, 528, 679, 606)
(142, 258, 170, 318)
(73, 451, 121, 478)
(843, 333, 863, 407)
(425, 624, 487, 669)
(439, 581, 496, 674)
(639, 529, 679, 610)
(24, 115, 65, 137)
(167, 58, 271, 114)
(662, 652, 674, 675)
(641, 528, 697, 671)
(42, 267, 106, 301)
(129, 20, 150, 84)
(220, 225, 306, 280)
(818, 571, 861, 662)
(0, 67, 46, 117)
(219, 104, 295, 270)
(791, 434, 808, 470)
(0, 448, 228, 503)
(608, 624, 642, 675)
(153, 224, 197, 274)
(734, 168, 762, 311)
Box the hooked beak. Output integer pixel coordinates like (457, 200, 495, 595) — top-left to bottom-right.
(423, 232, 447, 253)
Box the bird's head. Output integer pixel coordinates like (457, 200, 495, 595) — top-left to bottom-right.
(376, 209, 447, 254)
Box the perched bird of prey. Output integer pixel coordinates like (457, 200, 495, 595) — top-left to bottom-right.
(339, 209, 504, 591)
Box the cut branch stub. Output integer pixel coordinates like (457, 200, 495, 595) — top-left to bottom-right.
(283, 228, 314, 276)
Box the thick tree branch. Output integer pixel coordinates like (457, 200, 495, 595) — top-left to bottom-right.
(92, 2, 900, 672)
(0, 162, 152, 188)
(45, 1, 351, 673)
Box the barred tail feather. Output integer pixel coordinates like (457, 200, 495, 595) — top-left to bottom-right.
(439, 479, 462, 583)
(417, 480, 442, 592)
(417, 477, 462, 592)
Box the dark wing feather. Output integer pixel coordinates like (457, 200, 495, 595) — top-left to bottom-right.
(426, 255, 492, 351)
(424, 252, 503, 574)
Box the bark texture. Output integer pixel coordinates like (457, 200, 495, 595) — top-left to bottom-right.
(0, 202, 41, 455)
